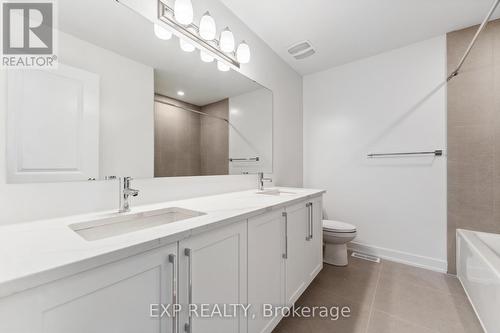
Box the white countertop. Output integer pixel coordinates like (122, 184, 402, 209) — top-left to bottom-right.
(0, 187, 324, 297)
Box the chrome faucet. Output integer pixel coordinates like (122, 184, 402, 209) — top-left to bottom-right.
(257, 172, 272, 191)
(119, 177, 139, 213)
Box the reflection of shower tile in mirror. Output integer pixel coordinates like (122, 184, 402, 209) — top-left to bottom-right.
(153, 95, 230, 177)
(154, 96, 202, 177)
(200, 99, 229, 176)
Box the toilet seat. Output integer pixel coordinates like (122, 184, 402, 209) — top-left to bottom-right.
(323, 220, 356, 233)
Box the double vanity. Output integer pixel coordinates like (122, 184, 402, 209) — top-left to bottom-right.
(0, 188, 324, 333)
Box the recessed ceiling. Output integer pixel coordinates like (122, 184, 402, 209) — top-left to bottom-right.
(219, 0, 500, 75)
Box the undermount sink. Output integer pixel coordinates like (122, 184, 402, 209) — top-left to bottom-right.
(69, 207, 205, 241)
(256, 189, 297, 196)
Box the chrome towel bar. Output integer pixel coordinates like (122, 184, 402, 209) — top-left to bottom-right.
(367, 150, 443, 158)
(229, 157, 260, 162)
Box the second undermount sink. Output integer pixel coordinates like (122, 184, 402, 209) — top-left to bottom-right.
(256, 189, 297, 196)
(69, 207, 205, 241)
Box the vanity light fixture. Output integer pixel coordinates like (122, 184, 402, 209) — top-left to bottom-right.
(174, 0, 193, 25)
(200, 50, 215, 63)
(219, 27, 235, 53)
(179, 38, 195, 52)
(236, 41, 251, 64)
(156, 0, 249, 69)
(154, 23, 172, 40)
(199, 11, 216, 40)
(217, 60, 230, 72)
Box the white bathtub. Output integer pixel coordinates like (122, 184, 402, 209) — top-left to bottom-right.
(457, 229, 500, 333)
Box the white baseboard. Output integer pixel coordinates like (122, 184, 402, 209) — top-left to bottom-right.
(348, 241, 448, 273)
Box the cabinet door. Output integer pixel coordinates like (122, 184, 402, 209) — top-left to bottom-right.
(179, 221, 247, 333)
(248, 210, 285, 333)
(0, 243, 178, 333)
(304, 197, 323, 283)
(284, 202, 309, 306)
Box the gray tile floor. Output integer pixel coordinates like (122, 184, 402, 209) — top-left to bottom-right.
(273, 255, 483, 333)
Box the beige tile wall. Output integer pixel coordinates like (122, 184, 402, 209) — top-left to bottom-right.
(447, 19, 500, 273)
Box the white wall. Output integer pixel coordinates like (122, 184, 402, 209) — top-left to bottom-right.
(304, 36, 447, 271)
(0, 1, 302, 225)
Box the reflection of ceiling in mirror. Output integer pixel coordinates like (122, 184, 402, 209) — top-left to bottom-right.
(58, 0, 265, 106)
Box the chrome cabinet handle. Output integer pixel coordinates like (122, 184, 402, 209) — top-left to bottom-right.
(184, 248, 192, 333)
(309, 202, 314, 240)
(282, 212, 288, 259)
(169, 254, 178, 333)
(306, 203, 312, 241)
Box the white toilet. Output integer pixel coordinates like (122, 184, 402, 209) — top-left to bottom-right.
(323, 220, 357, 266)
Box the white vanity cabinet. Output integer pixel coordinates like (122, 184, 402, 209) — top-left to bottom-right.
(283, 199, 323, 306)
(178, 220, 247, 333)
(303, 197, 324, 284)
(0, 243, 178, 333)
(247, 197, 323, 333)
(248, 210, 286, 333)
(0, 192, 324, 333)
(283, 201, 310, 306)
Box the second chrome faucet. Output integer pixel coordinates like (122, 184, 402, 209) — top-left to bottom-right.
(257, 172, 272, 191)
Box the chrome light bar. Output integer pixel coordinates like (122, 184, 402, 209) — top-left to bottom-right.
(157, 0, 240, 68)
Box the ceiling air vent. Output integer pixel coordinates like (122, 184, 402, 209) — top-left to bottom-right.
(287, 40, 315, 60)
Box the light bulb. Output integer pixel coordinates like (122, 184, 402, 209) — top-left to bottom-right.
(217, 60, 230, 72)
(219, 27, 235, 53)
(174, 0, 193, 25)
(154, 24, 172, 40)
(199, 11, 216, 40)
(200, 51, 214, 63)
(180, 38, 195, 52)
(236, 41, 251, 63)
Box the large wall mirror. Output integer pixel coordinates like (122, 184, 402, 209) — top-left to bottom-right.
(3, 0, 273, 183)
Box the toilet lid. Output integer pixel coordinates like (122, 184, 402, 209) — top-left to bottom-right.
(323, 220, 356, 233)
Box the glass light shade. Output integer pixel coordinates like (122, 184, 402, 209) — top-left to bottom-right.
(174, 0, 193, 25)
(180, 39, 195, 52)
(217, 60, 230, 72)
(236, 41, 251, 64)
(199, 11, 216, 40)
(219, 27, 235, 53)
(154, 24, 172, 40)
(200, 51, 215, 63)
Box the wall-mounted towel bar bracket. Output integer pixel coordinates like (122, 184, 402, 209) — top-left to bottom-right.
(367, 150, 443, 158)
